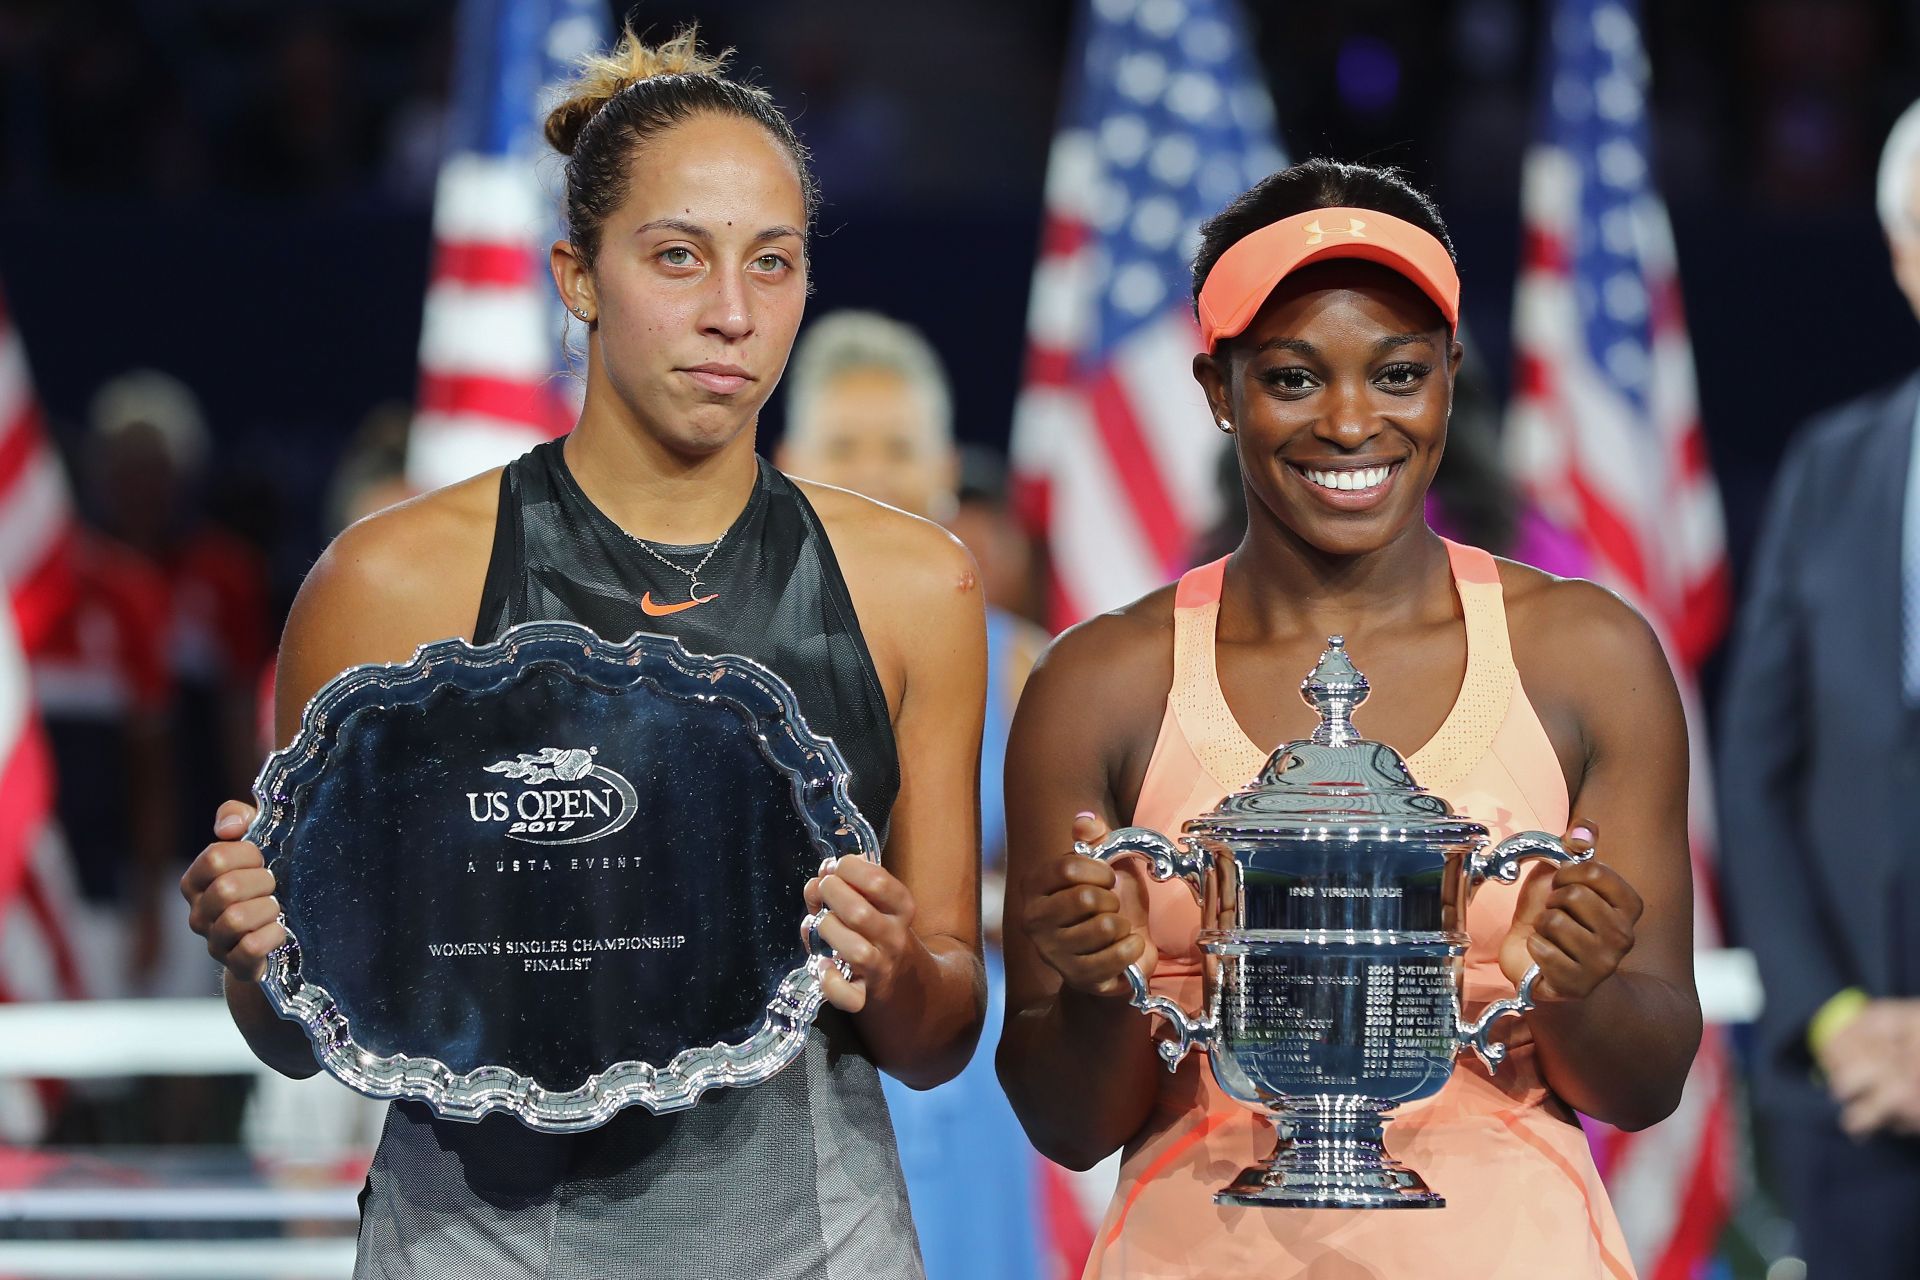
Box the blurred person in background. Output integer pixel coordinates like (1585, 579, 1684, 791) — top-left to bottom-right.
(240, 403, 416, 1177)
(1718, 97, 1920, 1277)
(253, 400, 416, 761)
(1425, 353, 1589, 577)
(29, 371, 265, 1148)
(778, 311, 961, 523)
(780, 310, 1050, 1280)
(940, 446, 1051, 953)
(29, 470, 174, 999)
(89, 371, 271, 927)
(948, 444, 1047, 628)
(323, 401, 415, 540)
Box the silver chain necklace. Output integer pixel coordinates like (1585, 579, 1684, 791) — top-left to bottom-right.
(628, 527, 727, 603)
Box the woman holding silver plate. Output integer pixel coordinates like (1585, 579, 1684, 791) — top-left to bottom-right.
(999, 159, 1700, 1276)
(179, 27, 985, 1280)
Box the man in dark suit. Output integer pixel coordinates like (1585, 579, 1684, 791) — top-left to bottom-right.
(1720, 100, 1920, 1276)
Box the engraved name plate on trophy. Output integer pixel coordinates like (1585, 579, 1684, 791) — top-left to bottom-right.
(249, 622, 872, 1133)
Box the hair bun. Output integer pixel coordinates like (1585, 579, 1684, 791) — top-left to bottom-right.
(544, 25, 730, 156)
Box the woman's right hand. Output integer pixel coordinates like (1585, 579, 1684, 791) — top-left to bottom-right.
(180, 800, 285, 983)
(1020, 812, 1157, 1000)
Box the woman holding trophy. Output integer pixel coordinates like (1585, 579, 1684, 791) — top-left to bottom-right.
(180, 28, 985, 1279)
(999, 160, 1699, 1276)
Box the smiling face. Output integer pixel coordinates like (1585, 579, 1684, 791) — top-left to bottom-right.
(1194, 258, 1461, 559)
(552, 111, 809, 457)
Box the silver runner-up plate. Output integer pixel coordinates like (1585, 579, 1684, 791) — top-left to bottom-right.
(248, 620, 877, 1132)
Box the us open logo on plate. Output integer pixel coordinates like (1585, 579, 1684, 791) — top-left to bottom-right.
(466, 747, 640, 845)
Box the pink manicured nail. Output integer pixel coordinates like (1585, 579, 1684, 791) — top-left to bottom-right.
(1570, 826, 1594, 843)
(1074, 810, 1097, 822)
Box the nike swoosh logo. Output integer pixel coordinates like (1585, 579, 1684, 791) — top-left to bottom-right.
(640, 591, 719, 617)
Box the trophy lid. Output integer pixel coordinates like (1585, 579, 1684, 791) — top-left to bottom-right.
(1185, 636, 1487, 842)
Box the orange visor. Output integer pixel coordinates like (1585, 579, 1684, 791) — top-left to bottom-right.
(1196, 206, 1460, 352)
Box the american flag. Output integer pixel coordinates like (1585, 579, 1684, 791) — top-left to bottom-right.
(1011, 0, 1285, 627)
(406, 0, 606, 493)
(1505, 1, 1734, 1275)
(0, 284, 85, 1140)
(0, 614, 79, 1013)
(0, 290, 72, 653)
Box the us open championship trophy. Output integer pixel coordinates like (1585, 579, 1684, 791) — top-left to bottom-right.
(247, 621, 872, 1132)
(1080, 637, 1589, 1209)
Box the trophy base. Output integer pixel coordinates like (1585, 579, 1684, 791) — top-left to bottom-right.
(1213, 1102, 1446, 1210)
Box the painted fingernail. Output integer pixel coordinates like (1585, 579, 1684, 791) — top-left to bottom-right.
(216, 814, 245, 837)
(1570, 826, 1594, 843)
(1074, 811, 1097, 823)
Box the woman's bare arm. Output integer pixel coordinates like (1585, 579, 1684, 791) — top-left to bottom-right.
(805, 489, 989, 1088)
(996, 609, 1171, 1169)
(1505, 572, 1702, 1130)
(186, 482, 496, 1077)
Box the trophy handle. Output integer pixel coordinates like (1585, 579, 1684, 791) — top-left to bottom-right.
(1459, 830, 1595, 1072)
(1468, 830, 1588, 885)
(1074, 827, 1214, 1071)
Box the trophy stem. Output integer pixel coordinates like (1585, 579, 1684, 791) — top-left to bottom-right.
(1215, 1098, 1445, 1210)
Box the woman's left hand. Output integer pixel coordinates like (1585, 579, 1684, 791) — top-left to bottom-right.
(1499, 822, 1645, 1002)
(802, 855, 926, 1014)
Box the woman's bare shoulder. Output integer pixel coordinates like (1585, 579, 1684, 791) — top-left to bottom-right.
(791, 476, 973, 582)
(282, 469, 503, 684)
(1496, 557, 1676, 710)
(328, 471, 497, 582)
(786, 477, 983, 709)
(789, 477, 982, 636)
(1018, 585, 1178, 734)
(1003, 585, 1179, 823)
(1040, 586, 1176, 678)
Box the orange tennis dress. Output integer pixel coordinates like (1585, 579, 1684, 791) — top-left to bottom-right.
(1086, 541, 1635, 1279)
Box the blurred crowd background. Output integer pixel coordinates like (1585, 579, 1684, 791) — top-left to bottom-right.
(5, 0, 1920, 572)
(3, 0, 1920, 1277)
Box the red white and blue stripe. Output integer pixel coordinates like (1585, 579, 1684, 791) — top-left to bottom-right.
(0, 291, 71, 653)
(0, 283, 85, 1140)
(407, 0, 606, 492)
(1506, 2, 1734, 1275)
(1507, 0, 1728, 667)
(1011, 0, 1285, 627)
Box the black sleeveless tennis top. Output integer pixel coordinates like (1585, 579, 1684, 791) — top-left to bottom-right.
(477, 438, 899, 824)
(352, 439, 923, 1280)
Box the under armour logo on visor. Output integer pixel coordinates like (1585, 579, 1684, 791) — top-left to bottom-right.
(1304, 217, 1367, 244)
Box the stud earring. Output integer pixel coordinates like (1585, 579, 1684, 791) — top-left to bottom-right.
(1216, 419, 1235, 435)
(573, 306, 588, 319)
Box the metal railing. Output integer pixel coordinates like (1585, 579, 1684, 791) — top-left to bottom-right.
(0, 951, 1766, 1277)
